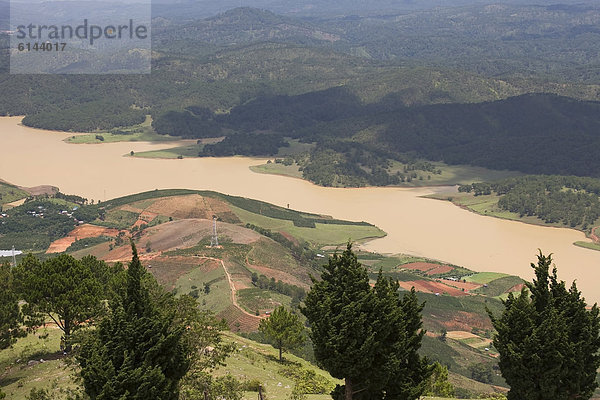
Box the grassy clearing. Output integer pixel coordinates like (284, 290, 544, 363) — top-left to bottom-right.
(247, 238, 309, 281)
(175, 265, 230, 314)
(573, 241, 600, 252)
(0, 327, 79, 400)
(427, 192, 588, 236)
(131, 144, 203, 159)
(472, 276, 524, 297)
(250, 162, 304, 179)
(230, 205, 385, 246)
(237, 288, 291, 314)
(0, 182, 28, 207)
(65, 116, 178, 144)
(218, 332, 338, 400)
(427, 193, 517, 220)
(388, 161, 521, 187)
(464, 272, 510, 284)
(95, 208, 139, 229)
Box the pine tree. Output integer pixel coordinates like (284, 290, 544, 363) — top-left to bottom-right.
(301, 243, 431, 400)
(13, 254, 102, 352)
(259, 306, 305, 362)
(489, 252, 600, 400)
(423, 362, 455, 398)
(0, 262, 24, 350)
(78, 244, 190, 400)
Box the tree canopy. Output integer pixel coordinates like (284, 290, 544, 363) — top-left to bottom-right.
(78, 244, 191, 400)
(0, 262, 24, 350)
(259, 305, 305, 362)
(301, 243, 431, 400)
(13, 253, 103, 352)
(489, 252, 600, 400)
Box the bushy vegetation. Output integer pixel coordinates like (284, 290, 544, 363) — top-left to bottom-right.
(153, 109, 221, 139)
(251, 273, 306, 305)
(22, 100, 145, 132)
(201, 133, 288, 157)
(460, 175, 600, 229)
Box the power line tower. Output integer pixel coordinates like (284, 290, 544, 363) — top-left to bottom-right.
(210, 216, 219, 247)
(11, 245, 16, 267)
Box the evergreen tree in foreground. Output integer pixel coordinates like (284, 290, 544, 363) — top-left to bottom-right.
(259, 305, 305, 362)
(489, 252, 600, 400)
(0, 262, 24, 350)
(301, 243, 431, 400)
(78, 244, 190, 399)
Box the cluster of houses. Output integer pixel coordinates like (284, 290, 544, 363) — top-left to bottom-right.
(0, 205, 85, 224)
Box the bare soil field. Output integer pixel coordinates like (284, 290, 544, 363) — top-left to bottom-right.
(144, 194, 236, 221)
(426, 310, 492, 332)
(425, 265, 454, 275)
(46, 224, 120, 253)
(399, 280, 469, 297)
(446, 331, 481, 340)
(104, 219, 261, 261)
(401, 262, 455, 276)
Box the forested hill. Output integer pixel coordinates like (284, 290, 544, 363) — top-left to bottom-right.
(152, 4, 600, 82)
(218, 93, 600, 178)
(155, 7, 340, 47)
(377, 94, 600, 176)
(2, 3, 600, 130)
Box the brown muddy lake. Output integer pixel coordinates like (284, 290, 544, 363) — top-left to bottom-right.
(1, 117, 599, 303)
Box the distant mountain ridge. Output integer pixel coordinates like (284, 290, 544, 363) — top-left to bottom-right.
(156, 7, 340, 46)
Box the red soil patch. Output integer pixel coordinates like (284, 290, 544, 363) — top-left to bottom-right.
(505, 283, 526, 293)
(46, 224, 120, 253)
(432, 311, 492, 332)
(402, 262, 439, 272)
(133, 210, 159, 228)
(425, 265, 454, 275)
(398, 280, 469, 297)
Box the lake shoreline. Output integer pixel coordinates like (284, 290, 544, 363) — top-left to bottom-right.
(1, 116, 599, 303)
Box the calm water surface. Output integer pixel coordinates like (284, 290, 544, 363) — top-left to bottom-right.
(1, 117, 599, 303)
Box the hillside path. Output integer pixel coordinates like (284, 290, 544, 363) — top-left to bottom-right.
(199, 256, 262, 320)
